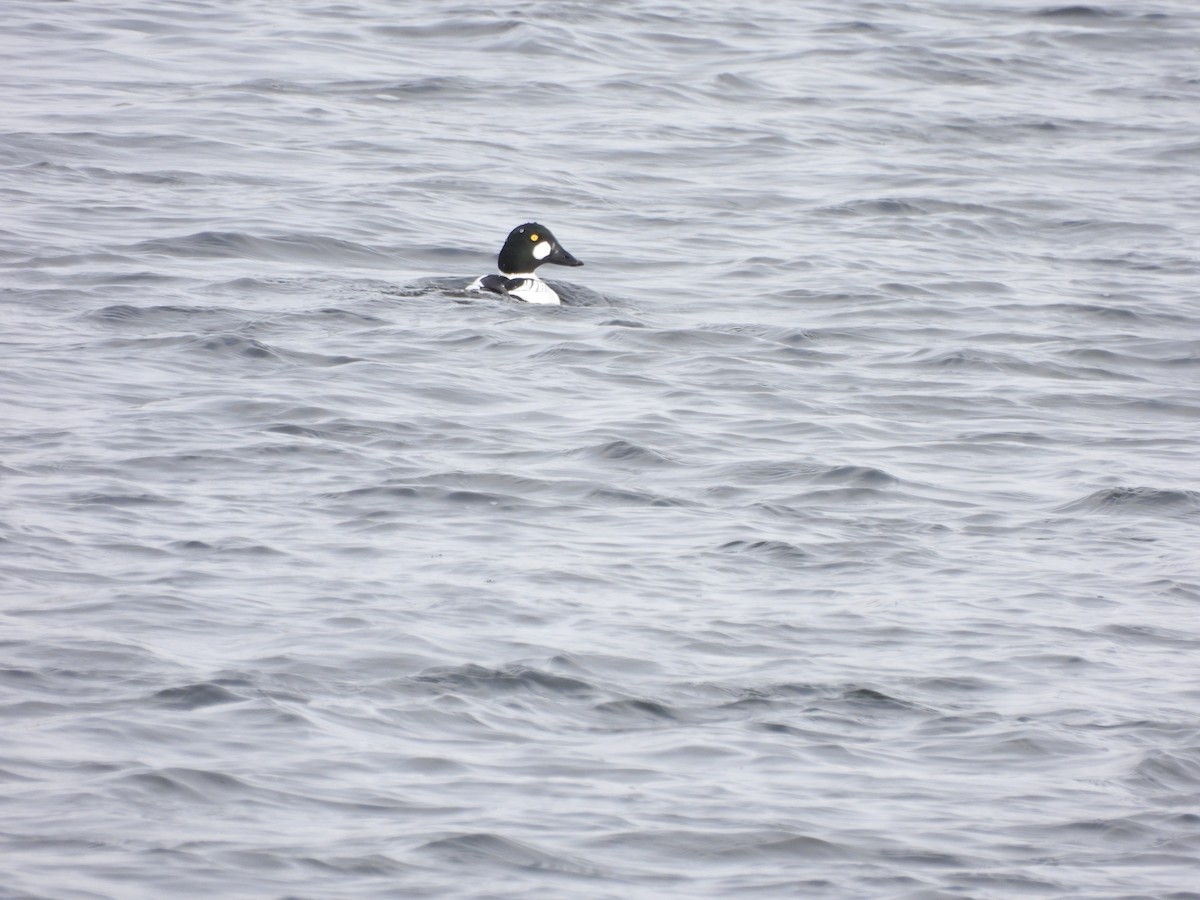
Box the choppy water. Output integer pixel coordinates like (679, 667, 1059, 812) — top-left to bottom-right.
(4, 1, 1200, 897)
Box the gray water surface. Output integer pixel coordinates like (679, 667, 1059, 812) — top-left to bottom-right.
(3, 1, 1200, 898)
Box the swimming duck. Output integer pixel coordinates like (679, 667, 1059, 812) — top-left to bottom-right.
(467, 223, 583, 305)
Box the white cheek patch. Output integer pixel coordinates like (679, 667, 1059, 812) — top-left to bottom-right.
(532, 241, 552, 260)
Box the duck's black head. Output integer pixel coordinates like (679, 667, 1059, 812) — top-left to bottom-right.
(497, 223, 583, 275)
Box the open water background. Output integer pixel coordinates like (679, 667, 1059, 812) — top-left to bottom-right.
(3, 1, 1200, 897)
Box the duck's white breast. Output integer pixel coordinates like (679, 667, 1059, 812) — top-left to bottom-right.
(508, 276, 561, 305)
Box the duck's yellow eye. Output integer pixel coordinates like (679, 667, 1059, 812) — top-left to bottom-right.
(530, 233, 539, 241)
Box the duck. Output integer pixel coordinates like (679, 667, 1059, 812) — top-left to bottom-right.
(467, 223, 583, 305)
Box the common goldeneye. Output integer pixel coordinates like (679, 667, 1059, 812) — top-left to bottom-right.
(467, 222, 583, 305)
